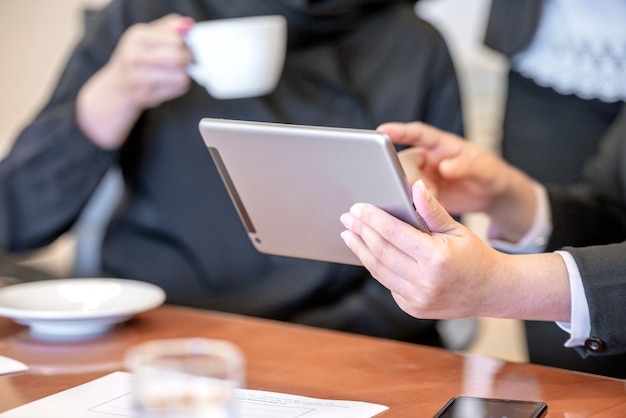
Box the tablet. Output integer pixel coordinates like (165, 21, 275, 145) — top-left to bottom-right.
(198, 118, 429, 266)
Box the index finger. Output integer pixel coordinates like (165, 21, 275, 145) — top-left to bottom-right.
(380, 121, 469, 165)
(379, 121, 465, 151)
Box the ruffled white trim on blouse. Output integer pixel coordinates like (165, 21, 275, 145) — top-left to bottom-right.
(511, 0, 626, 103)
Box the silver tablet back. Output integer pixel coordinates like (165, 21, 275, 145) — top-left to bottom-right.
(198, 118, 426, 266)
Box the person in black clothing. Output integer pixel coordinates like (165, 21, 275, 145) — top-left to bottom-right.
(0, 0, 463, 345)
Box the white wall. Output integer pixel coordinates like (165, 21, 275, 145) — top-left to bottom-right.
(416, 0, 505, 72)
(416, 0, 508, 150)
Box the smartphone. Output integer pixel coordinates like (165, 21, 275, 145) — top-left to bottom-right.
(434, 397, 548, 418)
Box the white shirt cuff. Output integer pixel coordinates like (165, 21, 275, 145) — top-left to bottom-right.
(486, 184, 591, 347)
(555, 250, 592, 347)
(488, 183, 552, 254)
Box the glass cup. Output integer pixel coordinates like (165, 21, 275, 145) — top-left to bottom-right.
(125, 338, 245, 418)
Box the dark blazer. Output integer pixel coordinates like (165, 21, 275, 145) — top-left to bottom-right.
(483, 0, 544, 57)
(546, 105, 626, 357)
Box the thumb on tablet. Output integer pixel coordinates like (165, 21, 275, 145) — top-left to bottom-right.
(413, 180, 456, 234)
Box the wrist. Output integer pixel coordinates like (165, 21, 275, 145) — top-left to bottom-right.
(76, 66, 142, 150)
(494, 252, 571, 321)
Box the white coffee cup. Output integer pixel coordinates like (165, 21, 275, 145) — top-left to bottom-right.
(185, 15, 287, 99)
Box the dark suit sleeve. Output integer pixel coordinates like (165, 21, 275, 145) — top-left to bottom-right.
(546, 189, 626, 250)
(564, 244, 626, 356)
(483, 0, 544, 57)
(546, 105, 626, 251)
(546, 106, 626, 356)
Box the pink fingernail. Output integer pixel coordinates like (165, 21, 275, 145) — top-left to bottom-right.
(417, 180, 431, 201)
(177, 18, 194, 36)
(350, 204, 362, 217)
(340, 213, 352, 228)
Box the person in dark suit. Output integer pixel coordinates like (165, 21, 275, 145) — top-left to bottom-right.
(484, 0, 625, 184)
(484, 0, 626, 375)
(0, 0, 463, 346)
(340, 109, 626, 378)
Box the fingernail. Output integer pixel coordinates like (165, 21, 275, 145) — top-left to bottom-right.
(340, 230, 351, 245)
(350, 203, 362, 217)
(340, 213, 352, 228)
(177, 18, 195, 36)
(417, 180, 431, 201)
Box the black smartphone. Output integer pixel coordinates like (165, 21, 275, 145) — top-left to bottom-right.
(434, 397, 548, 418)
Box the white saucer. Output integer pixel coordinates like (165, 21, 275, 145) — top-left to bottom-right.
(0, 278, 166, 339)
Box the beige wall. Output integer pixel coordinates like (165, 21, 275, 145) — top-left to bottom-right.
(0, 0, 110, 275)
(0, 0, 111, 158)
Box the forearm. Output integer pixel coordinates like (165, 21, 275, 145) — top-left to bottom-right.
(75, 13, 193, 150)
(76, 65, 142, 150)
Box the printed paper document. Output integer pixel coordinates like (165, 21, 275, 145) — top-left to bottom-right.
(0, 371, 388, 417)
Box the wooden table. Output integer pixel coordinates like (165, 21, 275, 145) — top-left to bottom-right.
(0, 305, 624, 416)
